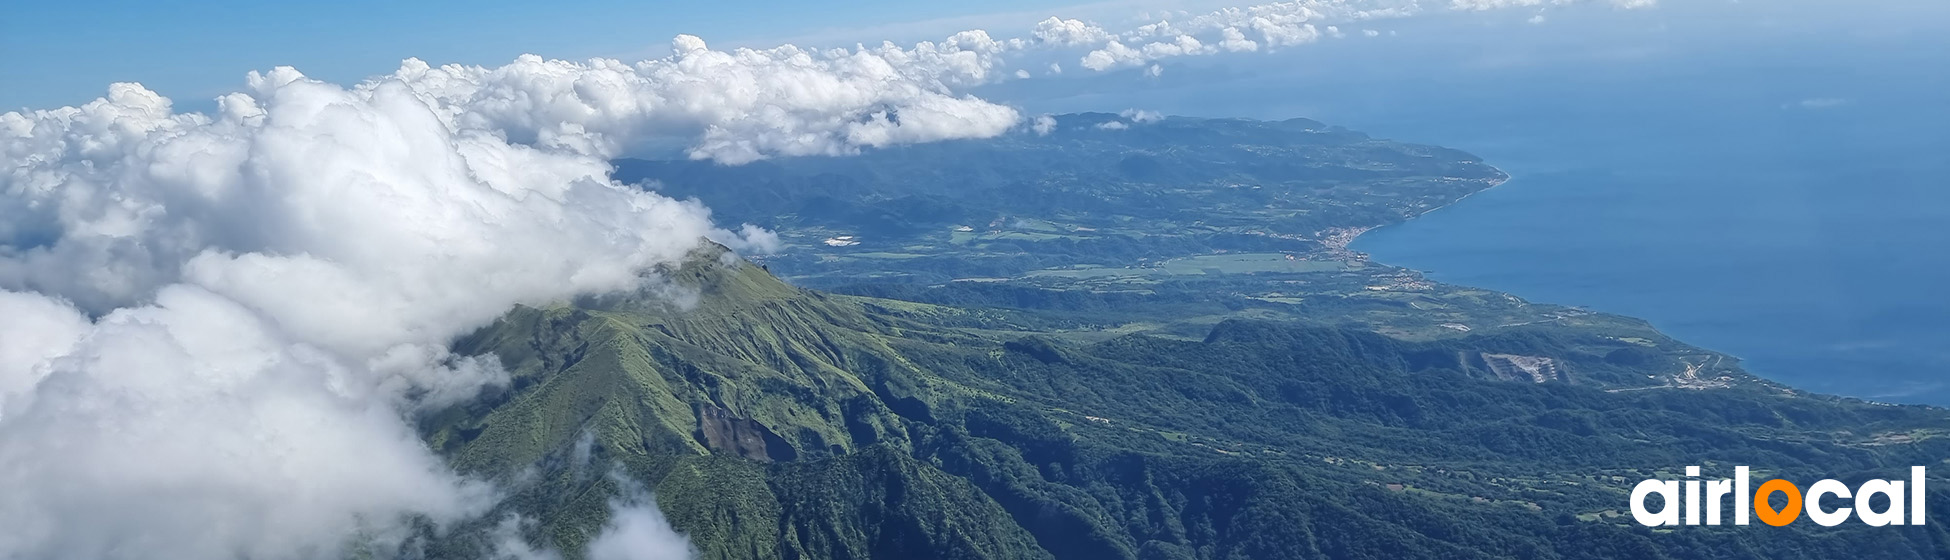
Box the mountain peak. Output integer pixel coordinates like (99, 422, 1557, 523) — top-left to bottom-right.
(571, 240, 801, 315)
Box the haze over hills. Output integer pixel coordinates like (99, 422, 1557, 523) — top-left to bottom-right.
(401, 116, 1950, 559)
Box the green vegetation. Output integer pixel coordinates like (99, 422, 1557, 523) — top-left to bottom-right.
(612, 113, 1500, 295)
(608, 113, 1650, 345)
(415, 245, 1950, 559)
(408, 115, 1950, 558)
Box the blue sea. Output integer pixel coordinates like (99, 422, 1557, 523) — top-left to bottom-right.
(992, 2, 1950, 404)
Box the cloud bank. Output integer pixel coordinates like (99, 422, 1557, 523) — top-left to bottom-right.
(0, 0, 1664, 558)
(0, 60, 764, 560)
(383, 34, 1022, 165)
(1047, 0, 1655, 72)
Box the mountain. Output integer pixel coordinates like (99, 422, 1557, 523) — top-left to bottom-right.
(419, 243, 1950, 559)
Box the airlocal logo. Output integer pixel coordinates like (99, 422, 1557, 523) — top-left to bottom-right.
(1632, 466, 1926, 527)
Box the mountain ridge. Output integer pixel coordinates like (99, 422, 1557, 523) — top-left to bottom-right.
(408, 114, 1950, 559)
(419, 242, 1950, 559)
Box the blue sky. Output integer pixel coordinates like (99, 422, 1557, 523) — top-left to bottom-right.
(7, 0, 1946, 114)
(0, 0, 1090, 111)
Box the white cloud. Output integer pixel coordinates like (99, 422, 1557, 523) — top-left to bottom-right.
(0, 1, 1676, 556)
(1039, 0, 1658, 73)
(1146, 34, 1214, 58)
(1081, 40, 1146, 71)
(0, 56, 768, 560)
(1032, 114, 1058, 135)
(1031, 17, 1112, 46)
(1255, 20, 1323, 47)
(1120, 109, 1165, 123)
(1069, 1, 1391, 71)
(388, 35, 1022, 165)
(1451, 0, 1554, 9)
(0, 16, 1059, 555)
(586, 482, 693, 560)
(1219, 27, 1260, 52)
(0, 292, 86, 420)
(726, 223, 785, 255)
(489, 473, 693, 560)
(0, 286, 501, 559)
(490, 515, 565, 560)
(1451, 0, 1656, 10)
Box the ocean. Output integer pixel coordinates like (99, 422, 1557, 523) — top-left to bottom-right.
(992, 3, 1950, 404)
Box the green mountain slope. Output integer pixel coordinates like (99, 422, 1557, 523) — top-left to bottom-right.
(422, 244, 1950, 559)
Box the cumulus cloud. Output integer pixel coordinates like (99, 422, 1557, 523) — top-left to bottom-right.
(586, 479, 694, 560)
(1032, 17, 1114, 46)
(1081, 40, 1146, 71)
(0, 13, 1086, 556)
(386, 34, 1021, 165)
(1120, 109, 1165, 123)
(0, 52, 767, 560)
(0, 292, 86, 419)
(1031, 114, 1058, 135)
(1066, 1, 1369, 71)
(0, 0, 1674, 557)
(0, 285, 501, 559)
(1219, 27, 1261, 52)
(1451, 0, 1656, 10)
(486, 472, 692, 560)
(1028, 0, 1656, 73)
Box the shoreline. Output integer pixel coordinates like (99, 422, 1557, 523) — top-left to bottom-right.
(1346, 163, 1941, 409)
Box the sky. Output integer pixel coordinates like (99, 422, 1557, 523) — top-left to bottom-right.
(0, 0, 1153, 111)
(9, 0, 1945, 113)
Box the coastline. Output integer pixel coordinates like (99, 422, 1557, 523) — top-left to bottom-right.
(1417, 168, 1513, 220)
(1345, 162, 1936, 408)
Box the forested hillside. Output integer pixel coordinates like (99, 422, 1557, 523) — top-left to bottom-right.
(419, 245, 1950, 559)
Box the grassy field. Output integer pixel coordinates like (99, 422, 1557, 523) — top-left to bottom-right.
(1026, 253, 1351, 279)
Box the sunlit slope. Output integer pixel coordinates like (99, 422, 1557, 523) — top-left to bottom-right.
(439, 247, 918, 470)
(429, 244, 1039, 558)
(427, 245, 1950, 559)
